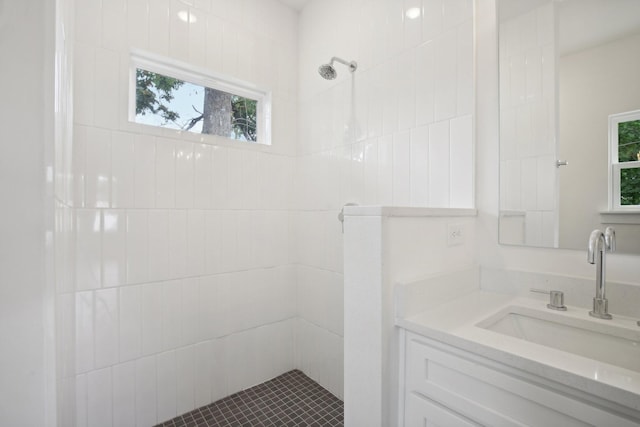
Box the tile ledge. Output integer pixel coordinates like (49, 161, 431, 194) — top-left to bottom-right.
(343, 206, 477, 218)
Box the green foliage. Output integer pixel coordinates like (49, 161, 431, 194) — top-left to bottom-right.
(136, 69, 184, 124)
(618, 120, 640, 162)
(231, 96, 257, 141)
(136, 69, 258, 142)
(621, 168, 640, 205)
(618, 120, 640, 206)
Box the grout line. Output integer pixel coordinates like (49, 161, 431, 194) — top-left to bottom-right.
(155, 370, 343, 427)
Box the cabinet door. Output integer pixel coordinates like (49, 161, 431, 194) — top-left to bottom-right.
(404, 333, 640, 427)
(405, 392, 480, 427)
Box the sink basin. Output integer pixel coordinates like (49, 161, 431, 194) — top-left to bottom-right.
(476, 306, 640, 373)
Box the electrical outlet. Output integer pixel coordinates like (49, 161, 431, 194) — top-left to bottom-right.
(448, 223, 464, 246)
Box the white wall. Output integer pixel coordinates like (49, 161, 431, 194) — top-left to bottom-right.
(296, 0, 474, 397)
(559, 32, 640, 252)
(476, 0, 640, 286)
(63, 0, 299, 425)
(343, 208, 476, 427)
(0, 1, 56, 426)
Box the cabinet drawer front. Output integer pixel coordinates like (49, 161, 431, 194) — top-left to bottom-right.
(405, 334, 639, 427)
(405, 392, 480, 427)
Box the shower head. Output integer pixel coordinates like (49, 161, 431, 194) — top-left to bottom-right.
(318, 57, 357, 80)
(318, 63, 338, 80)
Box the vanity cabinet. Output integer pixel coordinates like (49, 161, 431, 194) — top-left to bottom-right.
(401, 331, 640, 427)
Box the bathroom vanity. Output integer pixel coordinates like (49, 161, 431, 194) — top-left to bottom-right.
(396, 272, 640, 426)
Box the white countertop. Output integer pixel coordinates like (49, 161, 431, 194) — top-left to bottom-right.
(397, 290, 640, 412)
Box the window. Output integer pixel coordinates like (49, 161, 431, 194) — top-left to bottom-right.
(609, 110, 640, 210)
(129, 50, 271, 145)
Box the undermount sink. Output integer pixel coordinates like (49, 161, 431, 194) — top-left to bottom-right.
(476, 305, 640, 373)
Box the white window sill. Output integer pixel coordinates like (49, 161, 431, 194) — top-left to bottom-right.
(599, 211, 640, 224)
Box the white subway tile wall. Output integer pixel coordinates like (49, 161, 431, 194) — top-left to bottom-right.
(58, 0, 299, 425)
(56, 0, 476, 423)
(112, 361, 136, 426)
(87, 367, 113, 427)
(499, 3, 556, 247)
(295, 0, 474, 397)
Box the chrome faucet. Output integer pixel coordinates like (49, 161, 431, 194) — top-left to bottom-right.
(587, 227, 615, 319)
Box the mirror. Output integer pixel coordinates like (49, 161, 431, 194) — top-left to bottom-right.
(498, 0, 640, 254)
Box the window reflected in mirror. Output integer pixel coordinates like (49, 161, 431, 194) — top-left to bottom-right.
(610, 112, 640, 208)
(498, 0, 640, 254)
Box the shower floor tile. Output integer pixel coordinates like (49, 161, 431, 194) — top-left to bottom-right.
(155, 369, 344, 427)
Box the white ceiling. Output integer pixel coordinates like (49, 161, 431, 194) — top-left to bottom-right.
(558, 0, 640, 55)
(277, 0, 311, 11)
(499, 0, 640, 56)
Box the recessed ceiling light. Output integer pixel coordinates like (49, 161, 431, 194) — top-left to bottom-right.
(178, 10, 197, 23)
(406, 7, 421, 20)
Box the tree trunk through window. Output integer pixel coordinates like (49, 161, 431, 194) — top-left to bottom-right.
(202, 88, 232, 137)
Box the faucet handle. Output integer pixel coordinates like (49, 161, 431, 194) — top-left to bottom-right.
(604, 226, 616, 252)
(530, 289, 567, 311)
(338, 203, 359, 233)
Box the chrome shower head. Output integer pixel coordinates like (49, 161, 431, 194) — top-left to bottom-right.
(318, 57, 357, 80)
(318, 63, 338, 80)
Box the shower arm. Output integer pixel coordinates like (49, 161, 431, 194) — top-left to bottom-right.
(330, 57, 357, 72)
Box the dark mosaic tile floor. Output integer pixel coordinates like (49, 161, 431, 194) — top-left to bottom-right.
(155, 370, 344, 427)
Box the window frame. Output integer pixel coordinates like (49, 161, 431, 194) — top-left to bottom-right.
(129, 49, 272, 146)
(609, 109, 640, 211)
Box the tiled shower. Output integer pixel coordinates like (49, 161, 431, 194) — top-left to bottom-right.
(52, 0, 473, 425)
(6, 0, 640, 426)
(56, 0, 299, 425)
(295, 0, 473, 398)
